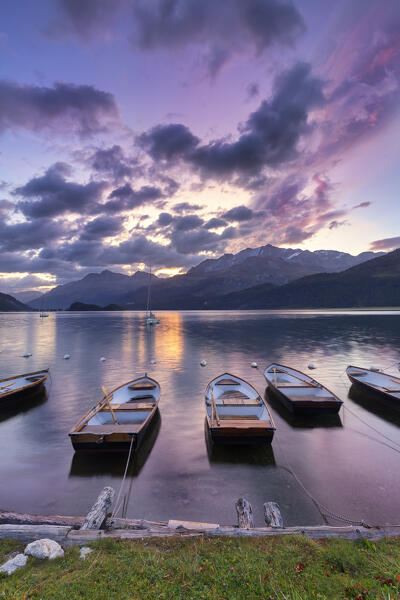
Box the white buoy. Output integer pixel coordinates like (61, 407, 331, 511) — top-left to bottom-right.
(200, 359, 207, 367)
(370, 365, 380, 372)
(64, 354, 71, 360)
(308, 363, 316, 370)
(150, 359, 156, 364)
(100, 357, 106, 362)
(251, 362, 258, 368)
(22, 352, 32, 358)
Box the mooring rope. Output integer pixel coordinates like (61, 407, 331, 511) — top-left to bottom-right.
(111, 435, 135, 519)
(275, 436, 372, 527)
(338, 371, 400, 450)
(256, 368, 373, 528)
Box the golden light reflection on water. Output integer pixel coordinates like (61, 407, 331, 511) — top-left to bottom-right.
(153, 312, 184, 367)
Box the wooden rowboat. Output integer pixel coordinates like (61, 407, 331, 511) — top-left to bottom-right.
(69, 374, 160, 452)
(264, 363, 342, 415)
(0, 369, 49, 409)
(346, 365, 400, 406)
(205, 373, 275, 444)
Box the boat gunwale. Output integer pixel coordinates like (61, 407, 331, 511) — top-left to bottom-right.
(264, 362, 342, 406)
(205, 371, 276, 431)
(69, 374, 160, 437)
(0, 369, 49, 399)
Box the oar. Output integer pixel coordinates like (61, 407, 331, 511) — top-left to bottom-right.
(102, 386, 119, 425)
(0, 382, 14, 390)
(273, 368, 318, 388)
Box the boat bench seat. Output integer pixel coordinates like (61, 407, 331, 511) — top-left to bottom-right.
(220, 400, 261, 406)
(216, 379, 240, 386)
(105, 402, 155, 411)
(128, 382, 156, 390)
(129, 394, 154, 401)
(79, 424, 141, 434)
(219, 414, 259, 420)
(215, 420, 272, 429)
(276, 383, 313, 389)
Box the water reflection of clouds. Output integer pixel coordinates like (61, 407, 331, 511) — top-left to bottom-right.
(1, 311, 400, 526)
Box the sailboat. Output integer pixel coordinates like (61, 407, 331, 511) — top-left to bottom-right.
(144, 266, 159, 326)
(39, 298, 49, 317)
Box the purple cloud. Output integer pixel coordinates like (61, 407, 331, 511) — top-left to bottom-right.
(15, 163, 107, 218)
(0, 81, 119, 136)
(370, 236, 400, 251)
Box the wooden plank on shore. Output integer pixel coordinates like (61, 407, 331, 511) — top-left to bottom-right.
(168, 520, 220, 530)
(0, 510, 84, 528)
(81, 487, 114, 530)
(0, 524, 71, 543)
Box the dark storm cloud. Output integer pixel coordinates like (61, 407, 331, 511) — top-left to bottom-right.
(172, 202, 203, 213)
(0, 80, 119, 136)
(204, 217, 227, 230)
(174, 214, 204, 231)
(48, 234, 199, 270)
(80, 215, 124, 240)
(170, 226, 236, 255)
(223, 205, 254, 222)
(0, 251, 79, 278)
(103, 183, 163, 213)
(188, 62, 325, 178)
(370, 236, 400, 251)
(158, 212, 174, 226)
(140, 63, 326, 182)
(101, 235, 198, 268)
(15, 163, 107, 218)
(90, 145, 136, 182)
(0, 217, 66, 252)
(138, 123, 200, 161)
(132, 0, 304, 76)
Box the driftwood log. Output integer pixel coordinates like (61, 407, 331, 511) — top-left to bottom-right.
(80, 487, 114, 530)
(0, 511, 84, 528)
(235, 497, 254, 529)
(264, 502, 284, 528)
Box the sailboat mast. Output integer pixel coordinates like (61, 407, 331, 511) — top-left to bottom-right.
(146, 265, 152, 315)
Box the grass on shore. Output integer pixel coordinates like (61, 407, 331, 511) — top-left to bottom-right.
(1, 535, 400, 599)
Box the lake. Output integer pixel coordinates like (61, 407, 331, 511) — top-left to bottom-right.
(0, 310, 399, 527)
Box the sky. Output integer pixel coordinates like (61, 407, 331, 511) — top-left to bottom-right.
(1, 0, 400, 294)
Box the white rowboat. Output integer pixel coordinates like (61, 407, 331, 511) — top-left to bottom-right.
(69, 374, 160, 452)
(205, 372, 275, 444)
(264, 363, 342, 415)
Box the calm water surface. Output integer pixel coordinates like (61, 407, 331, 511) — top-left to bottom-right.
(0, 310, 399, 527)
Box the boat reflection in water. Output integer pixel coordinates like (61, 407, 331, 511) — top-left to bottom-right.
(69, 410, 161, 478)
(0, 388, 48, 424)
(348, 384, 400, 427)
(266, 390, 342, 429)
(205, 419, 276, 466)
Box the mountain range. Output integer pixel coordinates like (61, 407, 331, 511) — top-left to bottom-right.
(207, 248, 400, 309)
(1, 243, 397, 311)
(26, 243, 383, 310)
(0, 292, 33, 312)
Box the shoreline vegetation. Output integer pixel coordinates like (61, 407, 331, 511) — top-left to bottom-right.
(2, 535, 400, 599)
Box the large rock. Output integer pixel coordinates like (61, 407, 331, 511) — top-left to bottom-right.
(0, 553, 27, 575)
(24, 538, 64, 560)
